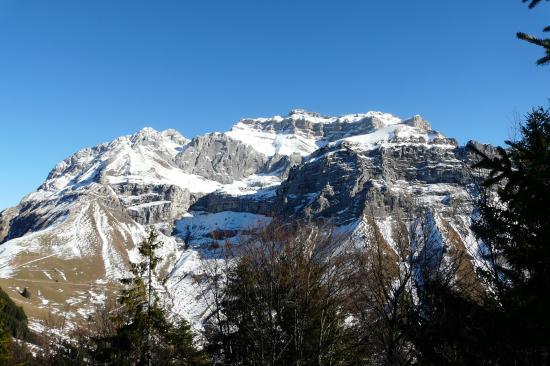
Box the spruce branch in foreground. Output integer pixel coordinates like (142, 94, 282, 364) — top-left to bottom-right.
(519, 0, 550, 65)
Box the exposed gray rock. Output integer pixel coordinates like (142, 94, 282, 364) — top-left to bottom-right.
(191, 189, 277, 216)
(236, 112, 383, 144)
(403, 115, 432, 130)
(112, 183, 200, 225)
(260, 153, 303, 179)
(175, 134, 269, 184)
(196, 141, 478, 226)
(0, 207, 19, 243)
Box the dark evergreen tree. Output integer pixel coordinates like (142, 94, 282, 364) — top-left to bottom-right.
(518, 0, 550, 65)
(402, 275, 514, 366)
(0, 288, 35, 365)
(517, 28, 550, 65)
(523, 0, 548, 9)
(0, 287, 29, 340)
(0, 323, 12, 365)
(468, 107, 550, 364)
(94, 229, 206, 366)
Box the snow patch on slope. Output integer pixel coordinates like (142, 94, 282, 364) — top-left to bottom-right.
(94, 204, 126, 281)
(226, 110, 450, 158)
(176, 211, 272, 246)
(218, 174, 281, 197)
(226, 125, 322, 156)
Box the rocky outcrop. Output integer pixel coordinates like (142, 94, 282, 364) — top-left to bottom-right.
(191, 189, 277, 216)
(260, 153, 303, 179)
(0, 207, 19, 244)
(98, 180, 208, 228)
(175, 134, 268, 184)
(112, 183, 200, 225)
(262, 137, 471, 225)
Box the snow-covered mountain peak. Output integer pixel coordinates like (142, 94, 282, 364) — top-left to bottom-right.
(161, 128, 188, 145)
(125, 127, 188, 148)
(402, 115, 432, 131)
(25, 111, 441, 205)
(134, 126, 158, 136)
(128, 126, 162, 144)
(286, 109, 328, 122)
(284, 109, 403, 125)
(225, 110, 439, 157)
(235, 109, 403, 126)
(23, 127, 197, 204)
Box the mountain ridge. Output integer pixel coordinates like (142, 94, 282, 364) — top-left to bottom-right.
(0, 109, 487, 333)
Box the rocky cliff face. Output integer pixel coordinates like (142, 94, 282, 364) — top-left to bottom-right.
(175, 133, 269, 184)
(0, 110, 487, 332)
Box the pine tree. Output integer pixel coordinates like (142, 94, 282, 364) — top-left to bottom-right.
(518, 0, 550, 65)
(0, 287, 29, 340)
(0, 323, 12, 365)
(523, 0, 548, 9)
(120, 229, 164, 366)
(94, 229, 206, 365)
(471, 108, 550, 290)
(517, 28, 550, 65)
(469, 107, 550, 363)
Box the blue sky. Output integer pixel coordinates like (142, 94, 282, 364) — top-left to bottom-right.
(0, 0, 549, 210)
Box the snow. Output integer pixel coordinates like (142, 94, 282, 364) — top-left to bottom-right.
(336, 124, 451, 151)
(22, 127, 215, 204)
(176, 211, 272, 246)
(387, 180, 469, 208)
(226, 123, 320, 156)
(103, 136, 220, 194)
(107, 170, 220, 194)
(127, 200, 172, 210)
(94, 204, 127, 281)
(238, 110, 402, 126)
(226, 110, 403, 156)
(0, 228, 56, 278)
(226, 110, 450, 157)
(218, 174, 281, 197)
(163, 248, 211, 330)
(54, 268, 67, 281)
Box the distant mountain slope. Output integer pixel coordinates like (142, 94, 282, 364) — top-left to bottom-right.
(0, 110, 488, 332)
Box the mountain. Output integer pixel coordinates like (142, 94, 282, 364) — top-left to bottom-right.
(0, 110, 487, 332)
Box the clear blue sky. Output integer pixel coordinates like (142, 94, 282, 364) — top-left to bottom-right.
(0, 0, 549, 210)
